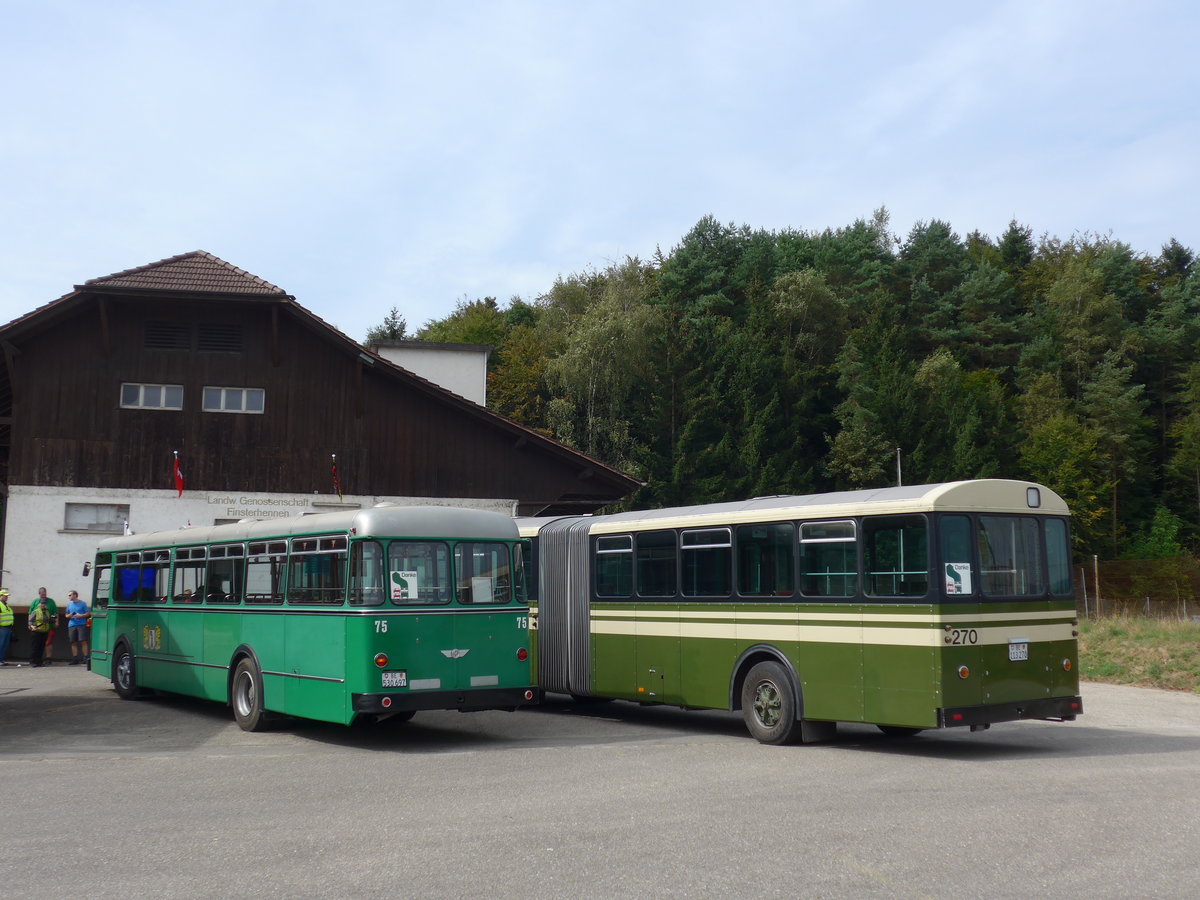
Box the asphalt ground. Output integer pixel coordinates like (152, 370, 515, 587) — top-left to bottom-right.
(2, 663, 1198, 899)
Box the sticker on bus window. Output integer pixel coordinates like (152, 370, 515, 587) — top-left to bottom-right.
(391, 570, 419, 601)
(945, 563, 972, 595)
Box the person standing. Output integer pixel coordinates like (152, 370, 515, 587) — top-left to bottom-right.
(35, 587, 59, 665)
(65, 590, 90, 665)
(0, 589, 13, 665)
(27, 589, 56, 667)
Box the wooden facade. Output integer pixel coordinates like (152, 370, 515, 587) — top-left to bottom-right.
(0, 252, 639, 515)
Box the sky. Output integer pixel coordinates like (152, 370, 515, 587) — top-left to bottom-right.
(3, 0, 1197, 341)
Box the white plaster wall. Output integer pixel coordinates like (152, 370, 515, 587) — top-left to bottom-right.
(375, 345, 488, 405)
(2, 484, 514, 610)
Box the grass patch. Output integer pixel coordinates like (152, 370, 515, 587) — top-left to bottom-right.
(1079, 616, 1200, 693)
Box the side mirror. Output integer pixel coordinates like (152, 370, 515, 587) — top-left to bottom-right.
(82, 562, 92, 577)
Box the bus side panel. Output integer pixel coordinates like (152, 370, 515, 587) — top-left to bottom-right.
(136, 607, 170, 690)
(863, 629, 940, 729)
(284, 612, 349, 724)
(791, 605, 864, 722)
(163, 607, 207, 698)
(200, 610, 240, 702)
(590, 604, 636, 699)
(679, 603, 738, 710)
(636, 603, 681, 703)
(240, 611, 287, 714)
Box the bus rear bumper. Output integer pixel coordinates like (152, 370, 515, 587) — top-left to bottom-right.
(351, 687, 539, 714)
(938, 695, 1083, 728)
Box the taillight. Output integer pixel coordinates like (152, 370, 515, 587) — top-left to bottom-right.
(1062, 658, 1072, 672)
(374, 653, 388, 668)
(516, 648, 528, 662)
(957, 665, 970, 679)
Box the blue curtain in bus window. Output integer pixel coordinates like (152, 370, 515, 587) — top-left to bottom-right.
(117, 566, 140, 602)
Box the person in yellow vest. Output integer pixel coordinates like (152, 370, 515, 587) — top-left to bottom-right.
(0, 589, 13, 665)
(27, 589, 57, 668)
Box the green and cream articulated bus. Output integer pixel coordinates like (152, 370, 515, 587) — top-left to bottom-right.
(88, 506, 536, 730)
(519, 480, 1082, 744)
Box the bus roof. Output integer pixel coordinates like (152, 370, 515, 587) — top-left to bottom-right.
(97, 505, 520, 553)
(517, 480, 1067, 536)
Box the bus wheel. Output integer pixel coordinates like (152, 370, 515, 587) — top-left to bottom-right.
(878, 725, 924, 737)
(112, 643, 141, 701)
(231, 658, 269, 732)
(741, 661, 802, 745)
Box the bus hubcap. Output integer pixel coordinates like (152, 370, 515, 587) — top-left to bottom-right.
(753, 680, 781, 727)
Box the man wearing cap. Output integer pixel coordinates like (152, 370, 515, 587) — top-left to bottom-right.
(0, 589, 13, 665)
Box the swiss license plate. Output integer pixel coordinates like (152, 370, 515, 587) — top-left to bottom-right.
(1008, 642, 1029, 661)
(382, 671, 407, 688)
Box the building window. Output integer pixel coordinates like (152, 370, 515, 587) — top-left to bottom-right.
(121, 383, 184, 410)
(65, 503, 129, 533)
(203, 386, 265, 414)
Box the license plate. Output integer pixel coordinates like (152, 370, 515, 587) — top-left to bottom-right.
(1008, 642, 1029, 661)
(382, 671, 407, 688)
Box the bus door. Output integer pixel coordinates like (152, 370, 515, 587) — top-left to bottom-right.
(89, 561, 112, 677)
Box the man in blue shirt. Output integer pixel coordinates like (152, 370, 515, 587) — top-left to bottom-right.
(65, 590, 90, 665)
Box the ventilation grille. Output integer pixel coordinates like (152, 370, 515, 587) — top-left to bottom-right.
(198, 323, 244, 353)
(144, 321, 191, 350)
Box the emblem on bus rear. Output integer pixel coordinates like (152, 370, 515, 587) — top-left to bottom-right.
(440, 649, 470, 659)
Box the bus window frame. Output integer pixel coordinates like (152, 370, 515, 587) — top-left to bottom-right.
(735, 521, 796, 599)
(594, 534, 634, 599)
(286, 535, 349, 606)
(862, 514, 931, 600)
(798, 519, 858, 599)
(680, 527, 732, 598)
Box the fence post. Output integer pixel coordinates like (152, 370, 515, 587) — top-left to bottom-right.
(1093, 555, 1101, 617)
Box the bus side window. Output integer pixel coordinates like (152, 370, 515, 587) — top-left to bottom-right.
(863, 515, 929, 598)
(349, 541, 385, 606)
(246, 541, 287, 605)
(1045, 518, 1072, 595)
(799, 520, 857, 598)
(636, 531, 677, 598)
(736, 523, 795, 597)
(595, 535, 633, 598)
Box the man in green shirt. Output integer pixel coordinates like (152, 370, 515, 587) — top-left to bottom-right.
(28, 587, 58, 667)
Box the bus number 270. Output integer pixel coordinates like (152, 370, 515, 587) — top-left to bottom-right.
(948, 628, 978, 645)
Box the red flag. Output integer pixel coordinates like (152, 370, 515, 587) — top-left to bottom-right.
(174, 451, 184, 497)
(331, 454, 343, 502)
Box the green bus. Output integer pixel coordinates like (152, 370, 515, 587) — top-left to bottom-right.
(519, 480, 1082, 744)
(88, 505, 536, 730)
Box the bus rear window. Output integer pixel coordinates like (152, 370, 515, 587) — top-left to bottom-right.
(455, 542, 513, 605)
(979, 516, 1045, 597)
(390, 541, 451, 605)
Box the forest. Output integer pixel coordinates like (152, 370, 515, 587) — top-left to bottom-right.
(368, 211, 1200, 561)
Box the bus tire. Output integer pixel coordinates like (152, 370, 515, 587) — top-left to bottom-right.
(112, 642, 142, 701)
(231, 658, 270, 732)
(878, 725, 923, 737)
(741, 661, 802, 745)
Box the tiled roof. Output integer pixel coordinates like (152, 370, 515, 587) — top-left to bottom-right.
(81, 250, 288, 296)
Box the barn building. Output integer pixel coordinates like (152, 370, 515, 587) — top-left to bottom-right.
(0, 251, 639, 653)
